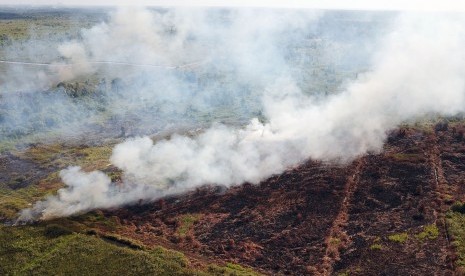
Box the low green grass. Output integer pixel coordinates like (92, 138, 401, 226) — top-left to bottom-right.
(370, 244, 382, 250)
(0, 224, 262, 275)
(77, 145, 114, 170)
(0, 184, 47, 221)
(329, 237, 341, 246)
(0, 139, 16, 153)
(447, 210, 465, 268)
(208, 263, 262, 276)
(70, 211, 122, 232)
(388, 232, 408, 243)
(0, 142, 119, 221)
(18, 143, 115, 171)
(0, 226, 191, 275)
(0, 139, 261, 274)
(415, 224, 439, 240)
(0, 141, 261, 275)
(177, 213, 203, 237)
(0, 11, 101, 42)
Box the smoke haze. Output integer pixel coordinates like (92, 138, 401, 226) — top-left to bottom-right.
(14, 8, 465, 221)
(1, 8, 331, 143)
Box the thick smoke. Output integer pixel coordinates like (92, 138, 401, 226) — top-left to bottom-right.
(19, 166, 163, 219)
(2, 8, 335, 143)
(17, 9, 465, 221)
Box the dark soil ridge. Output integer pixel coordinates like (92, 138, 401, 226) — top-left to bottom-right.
(319, 157, 366, 275)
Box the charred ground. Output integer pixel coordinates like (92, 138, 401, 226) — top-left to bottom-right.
(3, 120, 465, 275)
(102, 122, 465, 275)
(1, 8, 465, 276)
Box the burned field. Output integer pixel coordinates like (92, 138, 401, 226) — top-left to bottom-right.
(2, 7, 465, 276)
(3, 122, 465, 275)
(74, 123, 460, 275)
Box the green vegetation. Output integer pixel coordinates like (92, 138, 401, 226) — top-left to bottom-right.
(19, 143, 115, 171)
(177, 213, 203, 237)
(0, 224, 262, 275)
(100, 233, 146, 250)
(0, 225, 190, 275)
(0, 138, 263, 274)
(370, 244, 383, 250)
(77, 145, 114, 170)
(415, 224, 439, 240)
(0, 143, 119, 221)
(0, 10, 102, 41)
(387, 232, 408, 243)
(447, 208, 465, 268)
(43, 223, 73, 238)
(208, 263, 262, 276)
(336, 267, 362, 276)
(0, 139, 16, 153)
(72, 211, 122, 231)
(0, 184, 47, 220)
(451, 201, 465, 214)
(0, 18, 70, 41)
(329, 237, 341, 246)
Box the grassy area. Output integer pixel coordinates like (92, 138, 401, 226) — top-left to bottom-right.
(0, 143, 260, 274)
(388, 232, 409, 243)
(329, 237, 341, 246)
(17, 143, 115, 171)
(208, 263, 262, 276)
(0, 224, 262, 275)
(0, 9, 104, 42)
(415, 224, 439, 240)
(0, 137, 263, 275)
(448, 209, 465, 268)
(177, 213, 203, 237)
(0, 142, 118, 221)
(0, 224, 194, 275)
(0, 18, 74, 41)
(0, 185, 47, 221)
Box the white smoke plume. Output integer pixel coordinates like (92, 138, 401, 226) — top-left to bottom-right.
(19, 166, 164, 220)
(16, 9, 465, 221)
(1, 7, 328, 143)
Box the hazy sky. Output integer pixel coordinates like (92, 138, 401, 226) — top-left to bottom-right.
(2, 0, 465, 12)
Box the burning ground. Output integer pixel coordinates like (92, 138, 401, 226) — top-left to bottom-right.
(3, 6, 465, 276)
(3, 122, 465, 275)
(99, 123, 465, 275)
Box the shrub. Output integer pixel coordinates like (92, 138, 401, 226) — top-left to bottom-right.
(452, 202, 465, 214)
(102, 233, 145, 250)
(44, 224, 73, 238)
